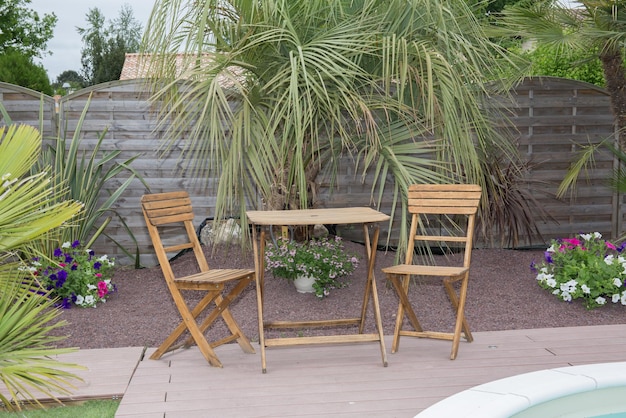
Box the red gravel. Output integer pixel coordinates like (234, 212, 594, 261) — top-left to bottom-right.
(50, 242, 626, 350)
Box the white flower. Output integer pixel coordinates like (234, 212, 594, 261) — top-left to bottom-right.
(560, 280, 578, 293)
(85, 295, 95, 305)
(595, 296, 606, 305)
(546, 278, 557, 288)
(621, 292, 626, 305)
(593, 232, 602, 239)
(581, 284, 591, 294)
(547, 244, 556, 253)
(87, 284, 97, 291)
(552, 289, 560, 295)
(536, 272, 554, 282)
(75, 295, 85, 305)
(61, 241, 71, 248)
(562, 292, 572, 302)
(613, 278, 623, 287)
(612, 294, 620, 303)
(604, 254, 615, 265)
(580, 233, 592, 241)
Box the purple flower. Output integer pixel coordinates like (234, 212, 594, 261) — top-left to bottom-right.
(53, 248, 63, 257)
(544, 252, 553, 264)
(64, 254, 74, 263)
(530, 261, 537, 273)
(56, 270, 67, 287)
(94, 261, 102, 270)
(60, 297, 72, 309)
(72, 240, 80, 248)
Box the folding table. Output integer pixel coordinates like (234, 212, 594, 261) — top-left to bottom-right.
(246, 207, 390, 373)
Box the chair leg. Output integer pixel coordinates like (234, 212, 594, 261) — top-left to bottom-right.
(150, 288, 224, 367)
(446, 272, 471, 360)
(213, 280, 256, 354)
(388, 273, 423, 353)
(181, 279, 256, 354)
(443, 274, 473, 343)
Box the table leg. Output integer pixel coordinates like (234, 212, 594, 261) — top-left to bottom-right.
(252, 225, 267, 373)
(359, 223, 388, 367)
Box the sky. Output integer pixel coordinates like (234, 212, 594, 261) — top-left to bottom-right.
(29, 0, 156, 81)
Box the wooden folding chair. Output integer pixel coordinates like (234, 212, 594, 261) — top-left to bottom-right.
(141, 191, 256, 367)
(382, 184, 481, 360)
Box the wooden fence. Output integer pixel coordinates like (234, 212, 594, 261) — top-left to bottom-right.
(0, 77, 619, 266)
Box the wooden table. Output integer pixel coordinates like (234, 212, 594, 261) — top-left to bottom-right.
(246, 207, 390, 373)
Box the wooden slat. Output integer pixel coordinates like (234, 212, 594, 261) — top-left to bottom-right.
(246, 207, 390, 226)
(108, 324, 626, 418)
(264, 333, 383, 347)
(1, 76, 621, 264)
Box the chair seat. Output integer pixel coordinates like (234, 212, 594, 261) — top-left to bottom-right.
(176, 269, 255, 285)
(382, 264, 468, 277)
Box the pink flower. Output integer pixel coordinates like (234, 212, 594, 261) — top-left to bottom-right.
(95, 273, 103, 278)
(562, 238, 581, 249)
(97, 281, 108, 298)
(606, 242, 617, 250)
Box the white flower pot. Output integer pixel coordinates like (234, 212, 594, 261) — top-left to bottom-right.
(293, 275, 316, 293)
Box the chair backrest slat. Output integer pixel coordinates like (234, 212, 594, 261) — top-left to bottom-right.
(404, 184, 482, 268)
(141, 194, 194, 226)
(408, 184, 481, 215)
(141, 191, 210, 278)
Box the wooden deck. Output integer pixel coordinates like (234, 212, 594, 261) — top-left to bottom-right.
(20, 324, 626, 417)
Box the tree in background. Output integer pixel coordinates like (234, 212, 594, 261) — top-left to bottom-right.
(0, 49, 53, 95)
(53, 70, 86, 92)
(0, 0, 57, 58)
(522, 43, 605, 87)
(494, 0, 626, 152)
(78, 4, 143, 85)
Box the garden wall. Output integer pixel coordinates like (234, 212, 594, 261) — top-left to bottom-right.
(0, 77, 619, 266)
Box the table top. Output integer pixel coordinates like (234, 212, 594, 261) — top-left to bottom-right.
(246, 207, 390, 226)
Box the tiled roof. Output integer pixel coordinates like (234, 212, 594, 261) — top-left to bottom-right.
(119, 52, 214, 80)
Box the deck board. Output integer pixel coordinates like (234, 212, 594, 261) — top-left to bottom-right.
(5, 325, 626, 417)
(112, 324, 626, 417)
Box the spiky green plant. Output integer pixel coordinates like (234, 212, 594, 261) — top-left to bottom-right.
(0, 124, 84, 411)
(34, 94, 148, 262)
(0, 95, 148, 266)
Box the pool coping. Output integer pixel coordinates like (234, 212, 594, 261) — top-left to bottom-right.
(415, 361, 626, 418)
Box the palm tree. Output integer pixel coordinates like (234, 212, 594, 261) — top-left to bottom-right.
(141, 0, 526, 248)
(0, 124, 84, 411)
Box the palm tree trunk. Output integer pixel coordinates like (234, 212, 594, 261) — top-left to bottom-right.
(599, 43, 626, 151)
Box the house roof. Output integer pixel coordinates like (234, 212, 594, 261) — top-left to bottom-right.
(120, 52, 214, 80)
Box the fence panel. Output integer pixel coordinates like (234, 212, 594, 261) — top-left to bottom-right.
(0, 77, 620, 266)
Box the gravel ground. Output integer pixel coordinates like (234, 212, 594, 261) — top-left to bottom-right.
(50, 241, 626, 350)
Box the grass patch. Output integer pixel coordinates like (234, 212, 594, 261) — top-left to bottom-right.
(0, 399, 119, 417)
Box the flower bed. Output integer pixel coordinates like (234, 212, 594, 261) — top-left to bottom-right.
(532, 232, 626, 309)
(25, 240, 116, 308)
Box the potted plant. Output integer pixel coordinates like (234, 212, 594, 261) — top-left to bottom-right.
(264, 236, 359, 298)
(531, 232, 626, 309)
